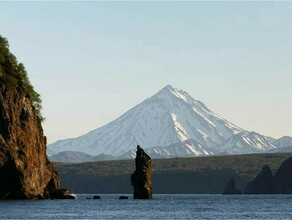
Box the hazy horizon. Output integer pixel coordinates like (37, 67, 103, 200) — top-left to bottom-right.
(1, 1, 291, 143)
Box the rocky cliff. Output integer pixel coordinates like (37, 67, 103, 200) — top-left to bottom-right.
(131, 145, 153, 199)
(0, 79, 70, 199)
(272, 157, 292, 194)
(243, 157, 292, 194)
(244, 165, 273, 194)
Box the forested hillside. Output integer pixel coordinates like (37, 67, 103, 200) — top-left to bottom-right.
(55, 153, 292, 194)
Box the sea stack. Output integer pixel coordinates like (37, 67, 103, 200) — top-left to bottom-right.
(131, 145, 153, 199)
(272, 157, 292, 194)
(0, 35, 68, 199)
(223, 177, 242, 195)
(244, 165, 273, 194)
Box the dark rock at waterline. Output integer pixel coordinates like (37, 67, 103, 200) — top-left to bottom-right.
(272, 157, 292, 193)
(244, 165, 273, 194)
(4, 191, 31, 200)
(131, 145, 153, 199)
(64, 194, 76, 199)
(223, 178, 242, 194)
(93, 195, 101, 199)
(48, 188, 69, 199)
(49, 188, 75, 199)
(119, 196, 128, 199)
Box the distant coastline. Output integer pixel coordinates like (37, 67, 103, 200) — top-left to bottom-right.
(56, 152, 292, 194)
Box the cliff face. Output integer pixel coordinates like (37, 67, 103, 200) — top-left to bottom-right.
(131, 145, 153, 199)
(0, 84, 63, 199)
(243, 157, 292, 194)
(244, 165, 273, 194)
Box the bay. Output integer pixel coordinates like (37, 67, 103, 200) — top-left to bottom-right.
(0, 194, 292, 219)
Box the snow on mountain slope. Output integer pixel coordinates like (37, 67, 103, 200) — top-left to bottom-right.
(118, 139, 216, 159)
(273, 136, 292, 148)
(270, 146, 292, 153)
(48, 85, 243, 157)
(217, 131, 277, 154)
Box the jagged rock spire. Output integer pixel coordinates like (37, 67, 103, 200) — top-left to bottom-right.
(131, 145, 153, 199)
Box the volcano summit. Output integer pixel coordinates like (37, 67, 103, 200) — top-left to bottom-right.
(48, 85, 286, 162)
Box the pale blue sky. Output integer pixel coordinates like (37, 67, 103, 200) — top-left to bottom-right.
(1, 2, 291, 143)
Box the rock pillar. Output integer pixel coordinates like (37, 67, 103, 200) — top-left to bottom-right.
(131, 145, 153, 199)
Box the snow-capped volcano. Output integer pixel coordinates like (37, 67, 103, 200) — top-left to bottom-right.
(48, 85, 244, 157)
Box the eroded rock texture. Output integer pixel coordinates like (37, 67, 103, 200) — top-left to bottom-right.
(131, 145, 153, 199)
(0, 85, 67, 199)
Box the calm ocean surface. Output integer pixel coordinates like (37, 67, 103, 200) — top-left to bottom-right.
(1, 194, 292, 219)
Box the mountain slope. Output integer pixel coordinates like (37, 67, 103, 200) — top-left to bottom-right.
(118, 139, 216, 159)
(49, 151, 115, 163)
(48, 85, 243, 157)
(49, 151, 95, 163)
(217, 131, 277, 154)
(273, 136, 292, 148)
(270, 146, 292, 153)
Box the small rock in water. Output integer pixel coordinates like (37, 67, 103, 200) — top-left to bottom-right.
(64, 194, 76, 199)
(93, 195, 101, 199)
(119, 196, 128, 199)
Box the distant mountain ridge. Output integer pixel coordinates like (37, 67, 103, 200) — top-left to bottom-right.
(48, 85, 290, 163)
(273, 136, 292, 148)
(50, 151, 115, 163)
(269, 136, 292, 154)
(218, 131, 277, 155)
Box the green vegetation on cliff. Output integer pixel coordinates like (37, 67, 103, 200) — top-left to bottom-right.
(0, 35, 43, 121)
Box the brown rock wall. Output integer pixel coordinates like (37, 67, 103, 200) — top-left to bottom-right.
(131, 145, 153, 199)
(0, 84, 64, 199)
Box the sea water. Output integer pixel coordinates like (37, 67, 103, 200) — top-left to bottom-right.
(0, 194, 292, 219)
